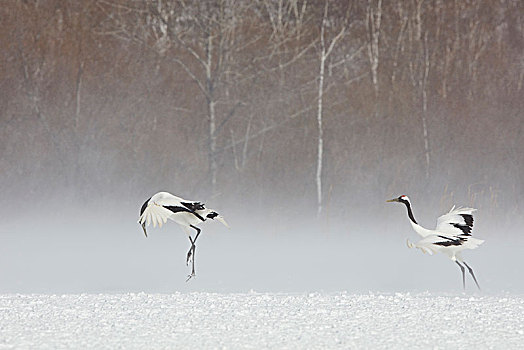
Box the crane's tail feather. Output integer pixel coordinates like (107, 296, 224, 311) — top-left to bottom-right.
(406, 238, 434, 255)
(465, 237, 485, 249)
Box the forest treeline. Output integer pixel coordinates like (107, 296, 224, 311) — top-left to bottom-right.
(1, 0, 522, 226)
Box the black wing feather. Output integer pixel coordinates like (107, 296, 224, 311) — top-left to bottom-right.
(451, 214, 474, 235)
(460, 214, 474, 227)
(140, 197, 151, 216)
(434, 235, 467, 247)
(164, 206, 192, 214)
(169, 203, 205, 221)
(452, 224, 471, 234)
(139, 197, 151, 238)
(181, 201, 205, 212)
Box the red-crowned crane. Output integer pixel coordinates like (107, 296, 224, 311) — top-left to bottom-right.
(387, 195, 484, 290)
(139, 191, 229, 281)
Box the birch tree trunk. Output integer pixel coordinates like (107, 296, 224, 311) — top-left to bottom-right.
(366, 0, 382, 117)
(205, 33, 218, 195)
(421, 32, 430, 180)
(407, 1, 431, 180)
(208, 99, 218, 195)
(389, 3, 407, 106)
(74, 61, 84, 131)
(316, 27, 326, 217)
(316, 1, 345, 217)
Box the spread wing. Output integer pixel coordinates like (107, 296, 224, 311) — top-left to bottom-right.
(138, 192, 207, 237)
(138, 192, 187, 234)
(435, 206, 476, 236)
(139, 201, 172, 229)
(408, 234, 467, 254)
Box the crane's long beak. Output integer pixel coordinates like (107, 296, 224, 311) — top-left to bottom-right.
(216, 215, 230, 229)
(386, 198, 399, 203)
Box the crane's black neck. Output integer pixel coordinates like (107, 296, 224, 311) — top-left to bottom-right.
(401, 200, 418, 224)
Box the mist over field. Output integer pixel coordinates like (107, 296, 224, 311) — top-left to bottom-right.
(1, 199, 524, 294)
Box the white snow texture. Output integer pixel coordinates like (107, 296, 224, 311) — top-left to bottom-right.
(1, 292, 523, 349)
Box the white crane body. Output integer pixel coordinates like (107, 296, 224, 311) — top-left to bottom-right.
(138, 191, 229, 280)
(387, 195, 484, 289)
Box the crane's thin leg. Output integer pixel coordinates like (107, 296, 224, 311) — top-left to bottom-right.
(186, 225, 202, 264)
(186, 225, 201, 282)
(192, 225, 201, 243)
(185, 244, 197, 282)
(463, 261, 481, 290)
(456, 261, 466, 290)
(186, 236, 194, 266)
(190, 244, 196, 276)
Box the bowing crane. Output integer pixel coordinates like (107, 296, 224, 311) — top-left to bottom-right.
(139, 191, 229, 281)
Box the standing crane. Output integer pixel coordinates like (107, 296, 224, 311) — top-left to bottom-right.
(139, 191, 229, 281)
(387, 195, 484, 290)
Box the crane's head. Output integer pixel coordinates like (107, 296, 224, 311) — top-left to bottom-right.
(205, 211, 230, 229)
(386, 195, 411, 205)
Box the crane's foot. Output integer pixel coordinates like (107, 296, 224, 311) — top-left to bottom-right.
(186, 272, 196, 282)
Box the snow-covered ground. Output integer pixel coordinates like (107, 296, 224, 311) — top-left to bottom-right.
(1, 292, 523, 349)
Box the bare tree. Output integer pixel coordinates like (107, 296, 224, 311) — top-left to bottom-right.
(315, 1, 346, 216)
(406, 0, 431, 180)
(388, 2, 407, 105)
(366, 0, 382, 117)
(98, 0, 261, 195)
(3, 0, 521, 222)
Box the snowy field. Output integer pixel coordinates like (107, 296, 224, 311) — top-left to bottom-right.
(1, 292, 523, 349)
